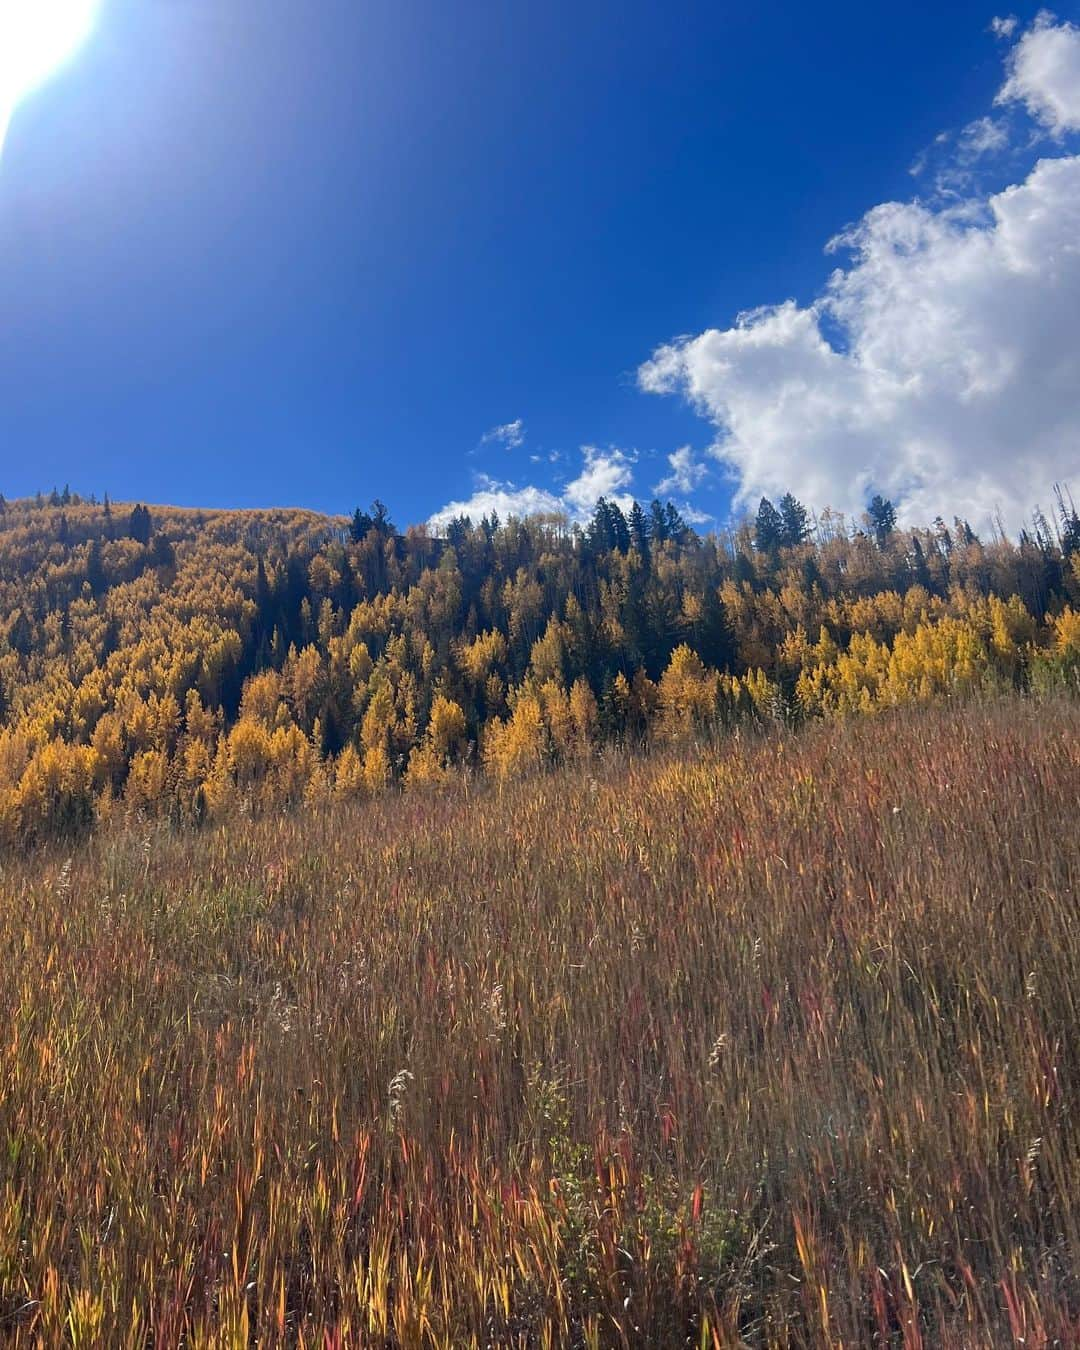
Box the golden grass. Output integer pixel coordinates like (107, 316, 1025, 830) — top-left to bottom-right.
(0, 696, 1078, 1346)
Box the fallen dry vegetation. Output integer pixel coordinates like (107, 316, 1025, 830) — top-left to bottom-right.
(0, 696, 1078, 1346)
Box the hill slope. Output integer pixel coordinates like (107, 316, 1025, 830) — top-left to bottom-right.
(0, 489, 1077, 844)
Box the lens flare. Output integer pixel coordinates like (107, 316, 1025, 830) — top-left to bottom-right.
(0, 0, 100, 152)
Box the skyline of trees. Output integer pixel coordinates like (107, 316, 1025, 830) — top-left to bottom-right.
(0, 483, 1077, 844)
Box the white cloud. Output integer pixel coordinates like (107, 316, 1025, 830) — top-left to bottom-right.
(654, 446, 709, 496)
(562, 446, 637, 517)
(638, 20, 1080, 532)
(640, 152, 1080, 532)
(997, 13, 1080, 136)
(910, 130, 953, 178)
(428, 475, 564, 529)
(480, 418, 526, 449)
(957, 116, 1009, 160)
(990, 15, 1018, 39)
(429, 447, 639, 530)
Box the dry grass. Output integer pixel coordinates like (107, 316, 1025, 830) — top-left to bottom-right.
(0, 696, 1078, 1346)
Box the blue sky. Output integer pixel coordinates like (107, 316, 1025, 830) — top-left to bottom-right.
(1, 1, 1079, 529)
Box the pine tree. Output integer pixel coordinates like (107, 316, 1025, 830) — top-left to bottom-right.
(628, 501, 650, 563)
(867, 495, 897, 548)
(350, 507, 373, 542)
(128, 504, 153, 545)
(778, 493, 810, 547)
(1055, 486, 1080, 557)
(649, 499, 669, 544)
(86, 539, 106, 593)
(754, 497, 783, 554)
(664, 502, 687, 544)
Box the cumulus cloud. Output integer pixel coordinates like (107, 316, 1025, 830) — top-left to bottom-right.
(430, 447, 638, 530)
(654, 446, 709, 496)
(428, 475, 563, 529)
(639, 21, 1080, 531)
(562, 446, 637, 517)
(997, 13, 1080, 136)
(990, 15, 1018, 39)
(480, 418, 526, 449)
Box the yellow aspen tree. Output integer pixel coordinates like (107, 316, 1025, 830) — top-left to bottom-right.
(658, 645, 718, 739)
(349, 641, 374, 685)
(426, 694, 467, 762)
(539, 680, 574, 757)
(227, 718, 273, 793)
(568, 677, 598, 752)
(482, 690, 546, 781)
(362, 743, 391, 793)
(334, 742, 365, 796)
(239, 669, 285, 729)
(125, 749, 170, 814)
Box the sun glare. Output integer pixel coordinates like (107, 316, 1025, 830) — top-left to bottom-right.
(0, 0, 99, 151)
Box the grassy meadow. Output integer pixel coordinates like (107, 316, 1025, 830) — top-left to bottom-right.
(0, 696, 1078, 1346)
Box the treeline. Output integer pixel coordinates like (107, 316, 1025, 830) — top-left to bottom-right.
(0, 486, 1077, 844)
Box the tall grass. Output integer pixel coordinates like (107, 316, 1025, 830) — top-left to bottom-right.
(0, 696, 1078, 1345)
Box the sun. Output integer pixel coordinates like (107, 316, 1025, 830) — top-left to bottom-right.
(0, 0, 100, 149)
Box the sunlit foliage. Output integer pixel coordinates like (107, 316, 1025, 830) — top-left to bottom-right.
(0, 489, 1077, 842)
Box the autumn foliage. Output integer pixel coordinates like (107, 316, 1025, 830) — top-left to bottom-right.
(0, 490, 1077, 845)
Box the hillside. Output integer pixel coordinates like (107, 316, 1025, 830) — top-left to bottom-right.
(0, 698, 1076, 1343)
(0, 488, 1077, 847)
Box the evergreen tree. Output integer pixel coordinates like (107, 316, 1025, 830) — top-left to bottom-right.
(691, 587, 735, 672)
(778, 493, 810, 547)
(754, 497, 784, 554)
(86, 539, 106, 594)
(910, 534, 931, 589)
(1063, 511, 1080, 558)
(1055, 486, 1080, 557)
(649, 499, 670, 544)
(446, 516, 470, 552)
(867, 495, 897, 548)
(151, 532, 176, 570)
(611, 501, 631, 553)
(587, 499, 631, 555)
(628, 501, 651, 563)
(350, 507, 373, 542)
(664, 502, 687, 545)
(128, 504, 153, 545)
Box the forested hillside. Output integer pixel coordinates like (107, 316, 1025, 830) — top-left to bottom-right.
(0, 486, 1077, 845)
